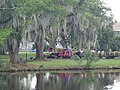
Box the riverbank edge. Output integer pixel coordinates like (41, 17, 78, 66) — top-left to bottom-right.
(0, 65, 120, 72)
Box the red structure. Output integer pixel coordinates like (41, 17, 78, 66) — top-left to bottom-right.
(57, 48, 72, 58)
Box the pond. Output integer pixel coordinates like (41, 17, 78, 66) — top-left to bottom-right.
(0, 71, 120, 90)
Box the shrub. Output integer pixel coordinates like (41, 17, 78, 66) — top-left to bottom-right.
(82, 49, 98, 67)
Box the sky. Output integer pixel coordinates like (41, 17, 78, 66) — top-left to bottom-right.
(103, 0, 120, 22)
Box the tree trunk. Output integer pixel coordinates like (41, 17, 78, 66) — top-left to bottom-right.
(7, 38, 20, 64)
(9, 51, 19, 64)
(33, 13, 47, 60)
(49, 40, 57, 52)
(49, 26, 58, 52)
(35, 42, 44, 60)
(34, 25, 44, 60)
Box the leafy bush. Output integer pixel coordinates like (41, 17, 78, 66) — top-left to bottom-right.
(82, 49, 98, 67)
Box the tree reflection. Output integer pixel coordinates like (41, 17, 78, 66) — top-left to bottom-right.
(0, 73, 12, 90)
(9, 74, 19, 90)
(42, 71, 115, 90)
(0, 71, 119, 90)
(35, 73, 44, 90)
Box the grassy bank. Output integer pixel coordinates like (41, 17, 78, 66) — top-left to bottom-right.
(0, 52, 120, 71)
(28, 59, 120, 68)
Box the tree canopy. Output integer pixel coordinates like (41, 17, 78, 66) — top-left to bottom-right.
(0, 0, 118, 63)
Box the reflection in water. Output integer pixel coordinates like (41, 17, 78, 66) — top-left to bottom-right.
(9, 74, 19, 90)
(0, 71, 120, 90)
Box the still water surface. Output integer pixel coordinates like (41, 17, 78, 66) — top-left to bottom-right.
(0, 71, 120, 90)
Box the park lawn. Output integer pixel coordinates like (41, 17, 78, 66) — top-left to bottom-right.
(29, 59, 80, 68)
(0, 52, 36, 60)
(19, 52, 36, 58)
(1, 52, 120, 69)
(0, 52, 36, 67)
(28, 59, 120, 68)
(92, 60, 120, 67)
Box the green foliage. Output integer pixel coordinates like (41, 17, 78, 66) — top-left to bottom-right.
(111, 36, 120, 51)
(17, 0, 66, 17)
(0, 28, 12, 44)
(0, 0, 14, 24)
(3, 0, 114, 64)
(63, 0, 79, 5)
(82, 49, 98, 67)
(97, 26, 115, 51)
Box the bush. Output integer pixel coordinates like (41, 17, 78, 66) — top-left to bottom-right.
(82, 49, 98, 67)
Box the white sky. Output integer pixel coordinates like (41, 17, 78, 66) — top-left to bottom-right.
(103, 0, 120, 22)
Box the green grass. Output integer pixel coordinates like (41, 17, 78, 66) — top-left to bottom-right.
(0, 52, 36, 60)
(29, 59, 80, 68)
(92, 60, 120, 67)
(19, 52, 36, 57)
(1, 52, 120, 69)
(29, 59, 120, 68)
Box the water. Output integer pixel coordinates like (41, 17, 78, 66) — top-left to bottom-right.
(0, 71, 120, 90)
